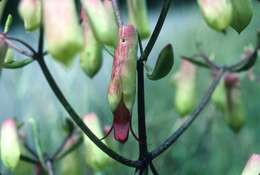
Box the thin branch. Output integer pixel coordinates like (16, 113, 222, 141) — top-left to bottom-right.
(141, 0, 172, 62)
(46, 160, 55, 175)
(20, 155, 38, 164)
(24, 142, 38, 159)
(5, 36, 37, 55)
(150, 69, 225, 159)
(150, 162, 159, 175)
(51, 131, 74, 160)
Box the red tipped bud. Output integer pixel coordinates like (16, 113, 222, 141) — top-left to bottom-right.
(0, 119, 21, 170)
(107, 25, 138, 143)
(174, 59, 196, 117)
(43, 0, 83, 66)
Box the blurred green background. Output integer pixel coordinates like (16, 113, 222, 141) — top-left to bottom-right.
(1, 1, 260, 175)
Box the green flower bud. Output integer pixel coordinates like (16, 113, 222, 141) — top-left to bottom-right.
(241, 154, 260, 175)
(127, 0, 150, 39)
(230, 0, 253, 33)
(224, 73, 245, 133)
(80, 10, 102, 78)
(198, 0, 233, 31)
(0, 119, 21, 170)
(174, 60, 196, 117)
(0, 34, 8, 76)
(81, 0, 118, 47)
(18, 0, 41, 31)
(83, 113, 111, 171)
(107, 25, 137, 143)
(43, 0, 83, 66)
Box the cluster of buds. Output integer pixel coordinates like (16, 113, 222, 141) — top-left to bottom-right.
(0, 119, 21, 170)
(82, 113, 111, 171)
(107, 25, 138, 143)
(173, 59, 197, 117)
(212, 72, 246, 133)
(198, 0, 253, 33)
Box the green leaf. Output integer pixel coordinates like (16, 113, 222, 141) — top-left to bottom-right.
(4, 14, 12, 33)
(0, 58, 33, 69)
(147, 44, 174, 80)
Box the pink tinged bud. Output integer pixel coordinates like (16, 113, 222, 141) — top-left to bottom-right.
(198, 0, 233, 31)
(241, 154, 260, 175)
(18, 0, 41, 31)
(174, 59, 196, 117)
(107, 25, 137, 143)
(0, 119, 21, 170)
(80, 10, 102, 78)
(43, 0, 83, 66)
(81, 0, 118, 47)
(127, 0, 150, 39)
(82, 113, 111, 171)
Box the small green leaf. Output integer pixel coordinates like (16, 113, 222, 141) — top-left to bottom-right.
(147, 44, 174, 80)
(4, 14, 12, 33)
(0, 58, 33, 69)
(231, 0, 253, 33)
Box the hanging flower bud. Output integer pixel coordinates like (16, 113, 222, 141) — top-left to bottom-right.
(43, 0, 83, 66)
(107, 25, 137, 143)
(18, 0, 41, 31)
(0, 119, 21, 170)
(224, 73, 245, 133)
(212, 70, 226, 112)
(82, 113, 111, 171)
(230, 0, 253, 33)
(241, 154, 260, 175)
(197, 0, 233, 31)
(81, 0, 118, 47)
(127, 0, 150, 39)
(80, 9, 102, 78)
(174, 59, 196, 117)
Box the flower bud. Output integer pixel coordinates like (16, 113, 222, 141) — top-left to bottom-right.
(18, 0, 41, 31)
(43, 0, 83, 66)
(0, 119, 21, 170)
(127, 0, 150, 39)
(198, 0, 233, 31)
(107, 25, 137, 143)
(230, 0, 253, 33)
(174, 60, 196, 117)
(241, 154, 260, 175)
(82, 113, 111, 171)
(224, 73, 245, 133)
(81, 0, 118, 47)
(80, 10, 102, 78)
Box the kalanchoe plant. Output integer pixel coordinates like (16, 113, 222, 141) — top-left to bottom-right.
(0, 0, 259, 174)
